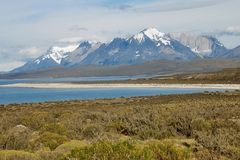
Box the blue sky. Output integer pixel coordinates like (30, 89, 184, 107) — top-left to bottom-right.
(0, 0, 240, 71)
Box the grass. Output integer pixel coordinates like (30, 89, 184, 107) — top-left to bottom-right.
(0, 91, 240, 159)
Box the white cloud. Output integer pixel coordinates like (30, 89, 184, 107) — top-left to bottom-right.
(69, 26, 88, 32)
(0, 46, 45, 72)
(57, 37, 83, 43)
(224, 26, 240, 36)
(211, 26, 240, 37)
(57, 35, 105, 44)
(18, 47, 43, 58)
(0, 61, 25, 72)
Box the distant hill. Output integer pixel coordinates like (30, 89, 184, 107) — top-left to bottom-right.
(151, 68, 240, 84)
(223, 45, 240, 58)
(1, 59, 240, 79)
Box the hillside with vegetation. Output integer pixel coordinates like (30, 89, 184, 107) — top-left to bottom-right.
(145, 68, 240, 84)
(0, 91, 240, 160)
(73, 68, 240, 84)
(1, 59, 240, 79)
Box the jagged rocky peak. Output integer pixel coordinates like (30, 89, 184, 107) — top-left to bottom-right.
(79, 40, 101, 48)
(62, 40, 102, 65)
(131, 28, 171, 45)
(169, 33, 226, 57)
(48, 44, 80, 55)
(34, 44, 80, 65)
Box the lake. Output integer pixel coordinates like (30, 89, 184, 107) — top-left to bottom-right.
(0, 75, 147, 85)
(0, 76, 230, 105)
(0, 87, 225, 105)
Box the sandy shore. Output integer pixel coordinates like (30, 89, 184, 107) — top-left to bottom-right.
(0, 83, 240, 90)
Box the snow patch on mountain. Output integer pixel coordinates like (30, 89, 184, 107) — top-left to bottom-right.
(32, 44, 79, 65)
(133, 33, 145, 43)
(131, 28, 171, 45)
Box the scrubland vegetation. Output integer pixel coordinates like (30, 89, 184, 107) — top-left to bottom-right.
(74, 68, 240, 84)
(0, 91, 240, 159)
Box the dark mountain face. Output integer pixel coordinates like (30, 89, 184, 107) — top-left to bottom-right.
(224, 45, 240, 58)
(205, 36, 228, 58)
(11, 57, 61, 73)
(62, 41, 102, 66)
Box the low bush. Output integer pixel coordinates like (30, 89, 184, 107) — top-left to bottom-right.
(32, 132, 69, 150)
(63, 140, 190, 160)
(0, 150, 40, 160)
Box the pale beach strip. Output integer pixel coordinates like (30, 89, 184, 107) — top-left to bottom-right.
(0, 83, 240, 90)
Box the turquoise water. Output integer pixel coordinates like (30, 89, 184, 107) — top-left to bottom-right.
(0, 77, 228, 105)
(0, 87, 224, 105)
(0, 76, 146, 85)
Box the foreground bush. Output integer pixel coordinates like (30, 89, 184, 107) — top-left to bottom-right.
(63, 140, 190, 160)
(32, 132, 69, 150)
(0, 150, 40, 160)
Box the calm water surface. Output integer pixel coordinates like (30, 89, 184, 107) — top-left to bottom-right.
(0, 76, 146, 85)
(0, 87, 225, 105)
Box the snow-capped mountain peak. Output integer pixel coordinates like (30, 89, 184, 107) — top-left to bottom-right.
(133, 33, 145, 43)
(11, 27, 233, 74)
(48, 44, 79, 56)
(34, 44, 80, 65)
(142, 28, 165, 40)
(132, 28, 171, 45)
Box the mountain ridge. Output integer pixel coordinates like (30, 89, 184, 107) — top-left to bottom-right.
(224, 45, 240, 58)
(11, 28, 239, 74)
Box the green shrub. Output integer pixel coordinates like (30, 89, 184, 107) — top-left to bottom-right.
(147, 141, 190, 160)
(36, 149, 63, 160)
(63, 140, 152, 160)
(33, 132, 69, 150)
(225, 147, 240, 160)
(41, 123, 67, 135)
(82, 125, 103, 140)
(55, 140, 88, 153)
(168, 114, 193, 137)
(0, 150, 40, 160)
(3, 125, 32, 150)
(21, 112, 52, 130)
(191, 118, 211, 132)
(0, 134, 7, 150)
(63, 140, 191, 160)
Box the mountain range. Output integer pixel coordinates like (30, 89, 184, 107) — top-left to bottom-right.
(12, 28, 240, 73)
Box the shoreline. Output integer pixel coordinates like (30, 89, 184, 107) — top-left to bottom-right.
(0, 83, 240, 90)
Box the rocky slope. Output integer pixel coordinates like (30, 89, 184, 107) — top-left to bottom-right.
(169, 33, 228, 58)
